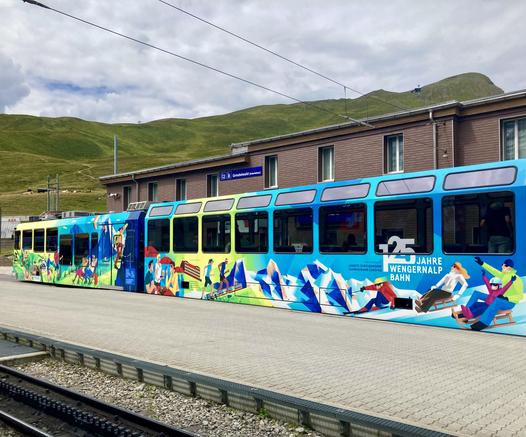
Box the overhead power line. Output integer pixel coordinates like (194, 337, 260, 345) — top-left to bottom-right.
(156, 0, 410, 114)
(21, 0, 373, 127)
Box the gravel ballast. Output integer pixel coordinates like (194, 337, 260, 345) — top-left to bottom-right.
(15, 359, 325, 437)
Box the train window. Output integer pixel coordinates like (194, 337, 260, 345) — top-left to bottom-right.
(202, 215, 231, 253)
(74, 233, 90, 266)
(274, 208, 313, 253)
(14, 231, 20, 250)
(235, 212, 268, 253)
(173, 217, 198, 253)
(175, 202, 202, 215)
(204, 198, 235, 213)
(149, 205, 174, 217)
(376, 176, 435, 196)
(90, 233, 98, 258)
(275, 189, 316, 206)
(321, 183, 370, 202)
(375, 198, 433, 254)
(444, 167, 516, 190)
(147, 219, 170, 253)
(60, 234, 73, 266)
(22, 230, 32, 250)
(319, 204, 366, 253)
(34, 229, 45, 252)
(442, 191, 514, 254)
(237, 194, 272, 210)
(46, 228, 58, 253)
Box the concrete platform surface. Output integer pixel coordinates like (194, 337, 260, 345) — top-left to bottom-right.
(0, 275, 525, 436)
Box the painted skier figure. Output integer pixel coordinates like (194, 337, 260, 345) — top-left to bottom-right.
(460, 271, 516, 320)
(415, 262, 469, 313)
(471, 257, 524, 331)
(355, 277, 397, 313)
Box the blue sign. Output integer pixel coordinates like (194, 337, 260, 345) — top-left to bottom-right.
(220, 166, 263, 181)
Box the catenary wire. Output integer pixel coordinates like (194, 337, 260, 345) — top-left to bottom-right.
(156, 0, 411, 114)
(21, 0, 372, 127)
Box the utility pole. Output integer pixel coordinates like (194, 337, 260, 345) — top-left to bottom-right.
(114, 135, 119, 174)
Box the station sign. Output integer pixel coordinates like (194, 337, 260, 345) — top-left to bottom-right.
(220, 166, 263, 181)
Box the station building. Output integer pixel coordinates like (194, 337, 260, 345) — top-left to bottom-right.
(100, 90, 526, 212)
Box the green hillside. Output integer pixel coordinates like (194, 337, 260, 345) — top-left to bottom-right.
(0, 72, 503, 215)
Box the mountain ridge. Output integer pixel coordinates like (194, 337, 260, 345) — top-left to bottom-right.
(0, 72, 504, 215)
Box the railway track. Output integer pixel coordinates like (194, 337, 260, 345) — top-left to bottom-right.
(0, 364, 196, 436)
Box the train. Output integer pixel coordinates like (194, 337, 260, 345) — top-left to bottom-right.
(13, 159, 526, 335)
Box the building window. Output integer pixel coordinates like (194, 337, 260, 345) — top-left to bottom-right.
(385, 134, 404, 173)
(207, 174, 218, 197)
(265, 155, 278, 188)
(502, 117, 526, 160)
(318, 146, 334, 182)
(148, 182, 158, 202)
(176, 178, 187, 201)
(123, 186, 131, 210)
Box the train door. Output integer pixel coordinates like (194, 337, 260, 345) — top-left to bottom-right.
(96, 223, 116, 288)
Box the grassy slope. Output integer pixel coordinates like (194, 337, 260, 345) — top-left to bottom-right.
(0, 72, 503, 215)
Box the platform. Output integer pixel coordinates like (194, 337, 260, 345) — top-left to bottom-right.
(0, 274, 525, 436)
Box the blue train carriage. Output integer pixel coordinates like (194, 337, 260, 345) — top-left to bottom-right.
(144, 159, 526, 335)
(13, 211, 145, 292)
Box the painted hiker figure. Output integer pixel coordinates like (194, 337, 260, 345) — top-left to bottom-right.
(470, 257, 524, 331)
(459, 271, 516, 320)
(202, 259, 213, 299)
(355, 277, 397, 313)
(415, 262, 469, 313)
(217, 258, 229, 293)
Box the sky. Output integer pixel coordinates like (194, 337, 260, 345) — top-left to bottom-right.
(1, 0, 525, 123)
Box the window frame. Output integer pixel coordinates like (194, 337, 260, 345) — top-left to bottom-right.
(443, 166, 517, 191)
(384, 133, 404, 174)
(22, 229, 33, 250)
(34, 229, 45, 252)
(441, 190, 516, 255)
(122, 185, 132, 211)
(46, 228, 58, 253)
(59, 234, 73, 266)
(147, 218, 171, 253)
(264, 155, 278, 189)
(374, 197, 434, 255)
(207, 174, 219, 197)
(202, 214, 231, 253)
(147, 182, 159, 202)
(14, 230, 21, 250)
(235, 211, 269, 254)
(501, 116, 526, 160)
(175, 178, 187, 201)
(172, 216, 199, 253)
(319, 203, 367, 254)
(318, 145, 335, 182)
(74, 233, 90, 266)
(273, 207, 314, 254)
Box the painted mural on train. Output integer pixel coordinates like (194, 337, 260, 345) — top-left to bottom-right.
(13, 212, 143, 292)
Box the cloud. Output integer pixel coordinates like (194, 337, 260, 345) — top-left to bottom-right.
(1, 0, 525, 122)
(0, 54, 30, 111)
